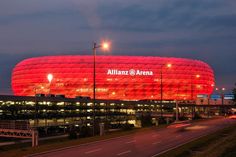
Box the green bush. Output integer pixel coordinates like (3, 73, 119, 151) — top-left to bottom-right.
(68, 126, 77, 139)
(122, 123, 134, 131)
(158, 117, 167, 124)
(192, 113, 202, 120)
(79, 126, 92, 138)
(141, 113, 153, 127)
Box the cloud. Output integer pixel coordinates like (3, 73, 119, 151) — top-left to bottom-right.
(0, 0, 236, 94)
(96, 0, 236, 32)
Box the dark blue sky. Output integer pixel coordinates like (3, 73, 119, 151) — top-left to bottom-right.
(0, 0, 236, 94)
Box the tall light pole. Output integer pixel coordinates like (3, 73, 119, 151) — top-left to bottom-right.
(92, 41, 110, 136)
(191, 74, 200, 119)
(191, 74, 200, 100)
(47, 73, 53, 94)
(208, 84, 215, 105)
(34, 86, 44, 126)
(34, 86, 38, 126)
(160, 63, 172, 118)
(175, 83, 181, 122)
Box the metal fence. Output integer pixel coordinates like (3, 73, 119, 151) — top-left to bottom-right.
(0, 120, 30, 130)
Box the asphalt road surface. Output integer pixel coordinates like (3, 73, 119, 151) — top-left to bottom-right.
(30, 117, 236, 157)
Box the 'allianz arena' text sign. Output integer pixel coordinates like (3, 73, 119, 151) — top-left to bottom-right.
(107, 69, 153, 76)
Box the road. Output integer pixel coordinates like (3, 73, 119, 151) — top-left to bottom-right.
(29, 117, 236, 157)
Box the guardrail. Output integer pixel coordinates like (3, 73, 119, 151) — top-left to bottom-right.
(0, 120, 38, 147)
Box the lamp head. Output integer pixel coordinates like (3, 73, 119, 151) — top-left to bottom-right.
(167, 63, 172, 68)
(101, 42, 110, 51)
(47, 73, 53, 83)
(196, 74, 200, 78)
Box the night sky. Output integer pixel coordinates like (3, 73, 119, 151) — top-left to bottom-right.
(0, 0, 236, 94)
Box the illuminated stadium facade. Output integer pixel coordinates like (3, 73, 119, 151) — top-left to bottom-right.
(12, 56, 215, 100)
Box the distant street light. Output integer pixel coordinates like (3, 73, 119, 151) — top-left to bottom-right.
(92, 41, 110, 136)
(215, 87, 226, 115)
(208, 83, 215, 105)
(215, 87, 226, 105)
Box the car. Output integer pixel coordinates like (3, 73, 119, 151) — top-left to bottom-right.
(229, 115, 236, 119)
(45, 94, 55, 97)
(35, 93, 45, 97)
(167, 120, 191, 129)
(76, 96, 91, 100)
(55, 94, 65, 98)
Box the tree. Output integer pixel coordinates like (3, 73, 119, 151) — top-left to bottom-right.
(140, 112, 153, 127)
(68, 125, 77, 139)
(79, 125, 92, 138)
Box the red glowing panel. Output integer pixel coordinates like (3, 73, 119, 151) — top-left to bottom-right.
(11, 55, 215, 100)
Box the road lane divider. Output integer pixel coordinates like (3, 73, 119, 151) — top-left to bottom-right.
(117, 150, 131, 156)
(125, 140, 136, 144)
(152, 141, 161, 145)
(175, 135, 182, 138)
(85, 148, 102, 154)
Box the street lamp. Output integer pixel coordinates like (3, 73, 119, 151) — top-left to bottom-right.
(208, 84, 215, 104)
(175, 84, 181, 122)
(216, 87, 225, 105)
(34, 86, 38, 126)
(92, 41, 110, 136)
(34, 86, 44, 126)
(47, 73, 53, 94)
(215, 87, 226, 116)
(190, 74, 200, 119)
(160, 63, 172, 118)
(191, 74, 200, 100)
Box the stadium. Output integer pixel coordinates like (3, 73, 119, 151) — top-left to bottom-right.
(12, 55, 215, 100)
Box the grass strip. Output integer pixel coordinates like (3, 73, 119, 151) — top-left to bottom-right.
(157, 125, 236, 157)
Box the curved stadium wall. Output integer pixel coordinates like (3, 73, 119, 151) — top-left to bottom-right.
(11, 55, 215, 100)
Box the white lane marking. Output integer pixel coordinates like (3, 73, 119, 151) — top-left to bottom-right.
(152, 141, 161, 145)
(117, 150, 131, 156)
(126, 140, 136, 144)
(85, 148, 102, 154)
